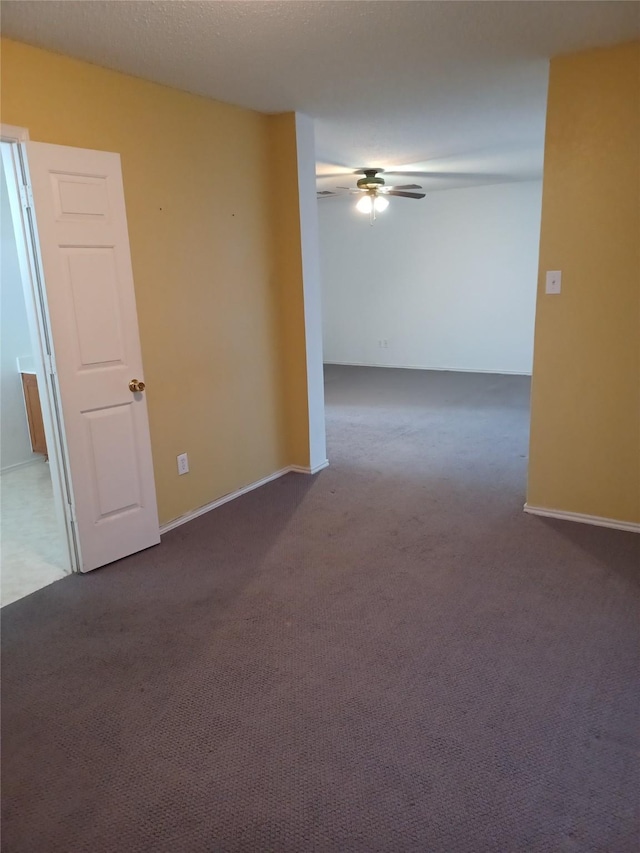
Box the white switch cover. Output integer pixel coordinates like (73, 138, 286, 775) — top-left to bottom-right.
(177, 452, 189, 475)
(546, 270, 562, 294)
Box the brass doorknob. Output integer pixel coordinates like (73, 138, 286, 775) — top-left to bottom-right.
(129, 379, 146, 393)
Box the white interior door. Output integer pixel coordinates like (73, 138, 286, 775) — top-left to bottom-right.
(23, 141, 160, 572)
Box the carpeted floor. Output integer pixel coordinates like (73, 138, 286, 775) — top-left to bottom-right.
(2, 365, 638, 852)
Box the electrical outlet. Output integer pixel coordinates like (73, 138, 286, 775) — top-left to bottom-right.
(378, 339, 389, 348)
(177, 452, 189, 475)
(545, 270, 562, 295)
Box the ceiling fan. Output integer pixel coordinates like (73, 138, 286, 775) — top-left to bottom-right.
(317, 168, 425, 224)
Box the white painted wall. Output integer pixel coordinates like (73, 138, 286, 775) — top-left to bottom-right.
(1, 159, 35, 471)
(319, 180, 543, 375)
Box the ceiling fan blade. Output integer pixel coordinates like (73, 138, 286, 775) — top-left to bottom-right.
(318, 172, 356, 178)
(385, 170, 510, 181)
(386, 191, 426, 199)
(382, 184, 423, 191)
(317, 190, 348, 199)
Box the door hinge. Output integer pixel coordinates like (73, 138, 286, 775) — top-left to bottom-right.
(46, 352, 57, 376)
(68, 502, 78, 525)
(18, 182, 34, 210)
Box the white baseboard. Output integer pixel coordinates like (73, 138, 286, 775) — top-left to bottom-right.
(0, 456, 45, 475)
(160, 460, 329, 534)
(290, 459, 330, 475)
(324, 361, 531, 376)
(523, 503, 640, 534)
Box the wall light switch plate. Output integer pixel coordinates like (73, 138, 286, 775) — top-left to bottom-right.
(177, 452, 189, 475)
(546, 270, 562, 295)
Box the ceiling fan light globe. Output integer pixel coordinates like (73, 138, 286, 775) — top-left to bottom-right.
(356, 195, 373, 214)
(374, 195, 389, 212)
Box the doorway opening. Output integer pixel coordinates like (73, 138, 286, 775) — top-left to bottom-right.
(1, 130, 76, 605)
(2, 128, 161, 584)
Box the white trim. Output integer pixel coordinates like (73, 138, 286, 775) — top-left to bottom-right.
(1, 138, 77, 572)
(0, 124, 29, 143)
(324, 361, 531, 376)
(523, 504, 640, 534)
(289, 459, 330, 475)
(0, 456, 45, 475)
(159, 461, 329, 534)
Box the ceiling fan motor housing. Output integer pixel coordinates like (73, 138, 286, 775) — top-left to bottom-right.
(356, 169, 385, 190)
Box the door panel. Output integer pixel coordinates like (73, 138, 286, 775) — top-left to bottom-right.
(25, 141, 160, 571)
(65, 249, 125, 368)
(84, 404, 141, 519)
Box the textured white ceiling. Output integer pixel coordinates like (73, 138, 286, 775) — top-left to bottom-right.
(2, 1, 638, 191)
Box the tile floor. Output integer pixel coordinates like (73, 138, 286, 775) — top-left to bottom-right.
(1, 459, 70, 606)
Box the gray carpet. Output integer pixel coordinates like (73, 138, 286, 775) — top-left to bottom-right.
(2, 365, 639, 852)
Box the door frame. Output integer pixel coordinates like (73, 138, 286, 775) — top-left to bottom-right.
(1, 124, 79, 572)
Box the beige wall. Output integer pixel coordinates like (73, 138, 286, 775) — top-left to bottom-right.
(527, 41, 640, 524)
(1, 38, 310, 525)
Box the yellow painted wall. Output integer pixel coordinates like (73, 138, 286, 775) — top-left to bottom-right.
(1, 38, 309, 525)
(267, 114, 311, 468)
(528, 41, 640, 523)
